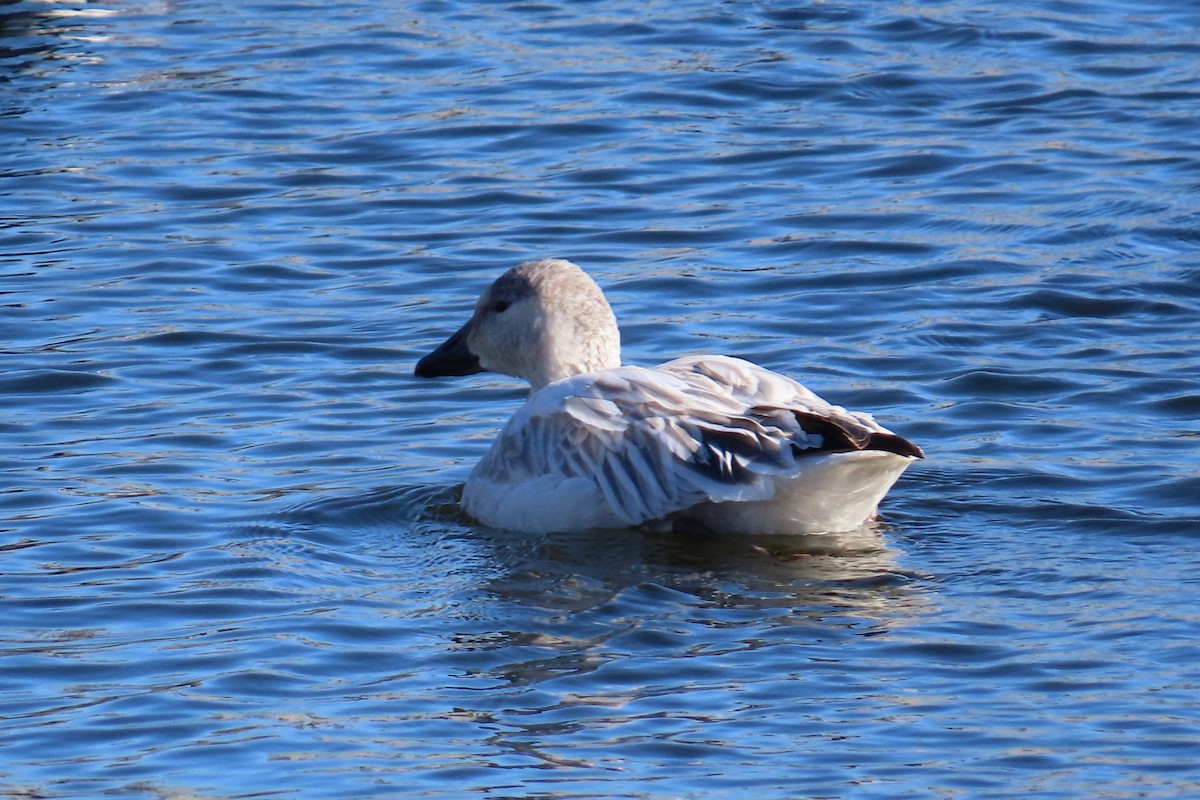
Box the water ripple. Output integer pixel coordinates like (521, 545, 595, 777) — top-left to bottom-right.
(3, 0, 1200, 797)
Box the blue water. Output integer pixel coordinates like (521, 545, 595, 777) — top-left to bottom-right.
(3, 0, 1200, 797)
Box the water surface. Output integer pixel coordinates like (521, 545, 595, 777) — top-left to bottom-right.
(3, 1, 1200, 797)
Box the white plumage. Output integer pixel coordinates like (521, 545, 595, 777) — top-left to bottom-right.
(415, 259, 922, 535)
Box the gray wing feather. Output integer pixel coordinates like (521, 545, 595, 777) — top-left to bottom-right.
(477, 356, 918, 526)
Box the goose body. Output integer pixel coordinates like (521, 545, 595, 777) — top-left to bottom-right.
(415, 259, 922, 535)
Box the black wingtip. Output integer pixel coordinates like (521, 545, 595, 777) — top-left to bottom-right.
(788, 409, 924, 458)
(866, 432, 925, 459)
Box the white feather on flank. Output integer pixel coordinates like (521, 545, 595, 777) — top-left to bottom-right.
(415, 259, 922, 535)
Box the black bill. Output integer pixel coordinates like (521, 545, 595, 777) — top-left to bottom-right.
(414, 321, 483, 378)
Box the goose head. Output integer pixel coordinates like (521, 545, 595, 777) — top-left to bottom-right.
(414, 259, 621, 391)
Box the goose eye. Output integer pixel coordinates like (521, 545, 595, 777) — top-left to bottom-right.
(493, 300, 510, 313)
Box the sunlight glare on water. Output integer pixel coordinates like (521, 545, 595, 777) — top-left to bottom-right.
(2, 0, 1200, 797)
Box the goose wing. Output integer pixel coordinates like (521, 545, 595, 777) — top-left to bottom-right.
(473, 356, 921, 527)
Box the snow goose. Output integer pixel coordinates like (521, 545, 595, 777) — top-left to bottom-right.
(415, 258, 923, 535)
